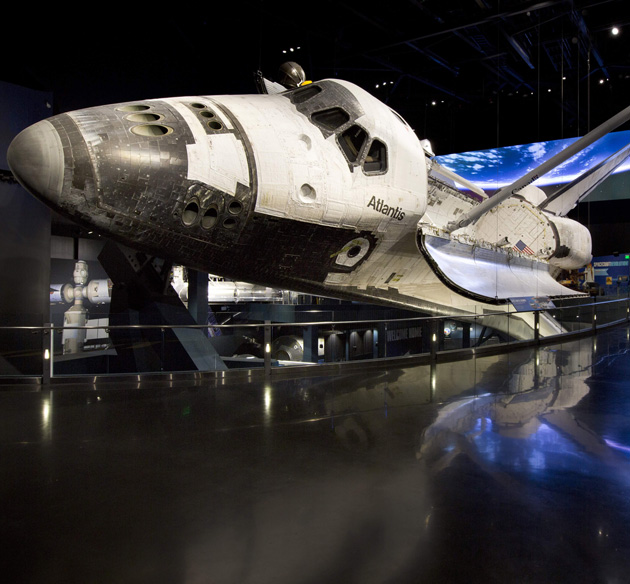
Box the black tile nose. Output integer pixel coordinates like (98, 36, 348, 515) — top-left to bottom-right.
(7, 119, 64, 205)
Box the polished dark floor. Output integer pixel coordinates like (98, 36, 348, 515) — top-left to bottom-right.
(2, 327, 630, 583)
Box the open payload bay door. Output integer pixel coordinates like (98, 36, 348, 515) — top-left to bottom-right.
(418, 230, 578, 303)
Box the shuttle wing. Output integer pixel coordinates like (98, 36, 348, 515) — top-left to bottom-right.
(538, 141, 630, 216)
(448, 103, 630, 232)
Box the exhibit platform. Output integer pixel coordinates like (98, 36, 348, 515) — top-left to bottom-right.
(1, 322, 630, 582)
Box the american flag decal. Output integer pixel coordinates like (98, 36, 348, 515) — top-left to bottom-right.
(514, 239, 534, 255)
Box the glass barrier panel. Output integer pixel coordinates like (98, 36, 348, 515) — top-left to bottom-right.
(52, 325, 113, 376)
(544, 307, 565, 335)
(616, 299, 629, 322)
(442, 320, 459, 351)
(474, 310, 533, 345)
(325, 327, 346, 363)
(564, 303, 579, 331)
(596, 299, 627, 325)
(214, 322, 266, 371)
(574, 303, 595, 329)
(442, 316, 465, 351)
(270, 323, 317, 368)
(0, 327, 46, 377)
(3, 298, 629, 381)
(597, 301, 611, 325)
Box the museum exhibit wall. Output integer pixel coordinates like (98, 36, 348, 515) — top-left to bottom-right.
(0, 82, 53, 374)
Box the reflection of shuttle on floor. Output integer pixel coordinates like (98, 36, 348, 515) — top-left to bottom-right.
(415, 341, 620, 479)
(295, 341, 598, 459)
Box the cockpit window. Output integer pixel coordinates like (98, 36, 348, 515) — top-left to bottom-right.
(311, 107, 350, 131)
(364, 139, 388, 174)
(291, 84, 322, 104)
(339, 125, 367, 163)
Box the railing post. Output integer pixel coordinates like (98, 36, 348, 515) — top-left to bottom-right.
(383, 322, 388, 358)
(42, 323, 52, 386)
(264, 320, 271, 377)
(160, 327, 165, 371)
(430, 359, 437, 402)
(533, 346, 541, 389)
(462, 321, 471, 349)
(430, 319, 438, 361)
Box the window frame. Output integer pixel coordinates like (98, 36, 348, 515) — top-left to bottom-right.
(362, 138, 389, 175)
(337, 124, 369, 165)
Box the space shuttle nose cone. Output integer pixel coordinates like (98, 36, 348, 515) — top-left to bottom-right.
(7, 120, 64, 205)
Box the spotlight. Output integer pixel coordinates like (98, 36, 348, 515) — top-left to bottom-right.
(612, 26, 620, 36)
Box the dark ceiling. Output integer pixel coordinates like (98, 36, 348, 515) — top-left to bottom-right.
(5, 0, 630, 155)
(324, 0, 630, 153)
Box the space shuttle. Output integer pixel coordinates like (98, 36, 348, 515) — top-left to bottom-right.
(8, 62, 630, 336)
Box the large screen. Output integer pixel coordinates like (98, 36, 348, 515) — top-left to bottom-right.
(435, 130, 630, 191)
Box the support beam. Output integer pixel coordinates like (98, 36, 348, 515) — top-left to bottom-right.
(187, 269, 208, 326)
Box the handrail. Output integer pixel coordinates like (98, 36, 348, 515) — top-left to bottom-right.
(0, 296, 628, 383)
(0, 298, 615, 332)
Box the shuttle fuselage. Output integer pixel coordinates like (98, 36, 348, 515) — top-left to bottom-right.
(9, 80, 430, 299)
(9, 74, 614, 321)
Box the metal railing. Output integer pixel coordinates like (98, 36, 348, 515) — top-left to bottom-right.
(1, 296, 628, 384)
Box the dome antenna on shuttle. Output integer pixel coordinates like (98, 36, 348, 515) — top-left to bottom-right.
(277, 61, 306, 89)
(255, 61, 311, 94)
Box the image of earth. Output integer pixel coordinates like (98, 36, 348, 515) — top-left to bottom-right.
(435, 130, 630, 190)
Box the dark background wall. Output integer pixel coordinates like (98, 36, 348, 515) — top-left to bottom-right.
(0, 82, 53, 374)
(569, 171, 630, 256)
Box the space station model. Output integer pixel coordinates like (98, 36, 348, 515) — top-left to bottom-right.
(8, 64, 630, 337)
(50, 261, 112, 354)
